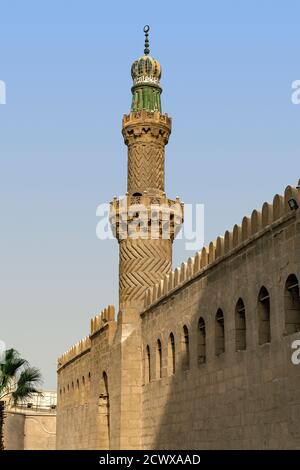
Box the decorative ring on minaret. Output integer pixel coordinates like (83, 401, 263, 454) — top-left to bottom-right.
(144, 25, 150, 55)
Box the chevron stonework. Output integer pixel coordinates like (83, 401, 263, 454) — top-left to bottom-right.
(119, 238, 172, 305)
(122, 111, 171, 196)
(128, 143, 164, 193)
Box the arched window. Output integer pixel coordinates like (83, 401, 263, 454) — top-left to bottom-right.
(156, 339, 162, 379)
(103, 372, 109, 398)
(198, 317, 206, 364)
(145, 345, 151, 383)
(100, 371, 110, 447)
(215, 309, 225, 355)
(168, 333, 175, 376)
(181, 325, 190, 370)
(258, 286, 271, 344)
(235, 298, 246, 351)
(76, 379, 79, 389)
(284, 274, 300, 334)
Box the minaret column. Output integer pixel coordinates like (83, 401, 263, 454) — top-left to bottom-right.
(124, 111, 169, 195)
(109, 26, 183, 449)
(113, 111, 179, 311)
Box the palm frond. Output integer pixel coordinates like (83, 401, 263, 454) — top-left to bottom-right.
(12, 367, 42, 405)
(0, 349, 27, 390)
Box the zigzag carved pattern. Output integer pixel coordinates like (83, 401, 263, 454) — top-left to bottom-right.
(119, 239, 171, 302)
(128, 144, 164, 193)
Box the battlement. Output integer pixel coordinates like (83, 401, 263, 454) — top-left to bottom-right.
(90, 305, 115, 336)
(57, 336, 91, 370)
(122, 110, 171, 128)
(57, 305, 116, 369)
(143, 181, 300, 311)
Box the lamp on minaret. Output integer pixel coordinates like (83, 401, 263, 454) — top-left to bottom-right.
(110, 26, 183, 310)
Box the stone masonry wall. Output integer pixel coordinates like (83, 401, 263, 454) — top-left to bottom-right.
(57, 183, 300, 449)
(56, 306, 116, 449)
(141, 186, 300, 449)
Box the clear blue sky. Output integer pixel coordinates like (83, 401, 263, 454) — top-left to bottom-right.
(0, 0, 299, 388)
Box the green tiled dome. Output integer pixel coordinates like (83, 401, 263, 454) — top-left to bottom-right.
(130, 27, 163, 113)
(131, 55, 161, 86)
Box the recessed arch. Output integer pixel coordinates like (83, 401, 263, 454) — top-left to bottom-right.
(156, 339, 162, 379)
(198, 317, 206, 364)
(98, 371, 110, 449)
(168, 333, 175, 376)
(258, 286, 271, 344)
(215, 309, 225, 355)
(284, 274, 300, 334)
(235, 298, 246, 351)
(181, 325, 190, 370)
(145, 345, 151, 383)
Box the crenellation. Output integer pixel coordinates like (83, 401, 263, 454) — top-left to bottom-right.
(232, 224, 241, 248)
(157, 280, 163, 298)
(163, 274, 169, 295)
(186, 257, 194, 279)
(122, 110, 171, 128)
(208, 241, 216, 263)
(215, 237, 224, 259)
(58, 305, 115, 369)
(284, 185, 300, 211)
(224, 230, 232, 254)
(194, 252, 201, 274)
(168, 271, 174, 290)
(262, 202, 273, 228)
(57, 336, 91, 369)
(90, 304, 115, 336)
(242, 216, 250, 241)
(180, 262, 187, 282)
(174, 266, 181, 288)
(251, 209, 262, 234)
(142, 183, 300, 311)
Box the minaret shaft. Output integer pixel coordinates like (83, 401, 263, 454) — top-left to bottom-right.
(124, 111, 170, 196)
(117, 111, 174, 308)
(107, 26, 183, 450)
(110, 28, 183, 311)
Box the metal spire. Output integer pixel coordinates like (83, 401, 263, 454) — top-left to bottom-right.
(143, 25, 150, 55)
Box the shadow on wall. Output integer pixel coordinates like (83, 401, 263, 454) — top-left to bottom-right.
(147, 262, 300, 449)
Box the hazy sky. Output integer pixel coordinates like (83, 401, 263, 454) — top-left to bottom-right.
(1, 0, 300, 388)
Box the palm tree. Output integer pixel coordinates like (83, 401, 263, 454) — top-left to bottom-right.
(0, 349, 42, 450)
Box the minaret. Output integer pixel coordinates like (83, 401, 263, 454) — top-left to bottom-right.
(110, 26, 183, 312)
(109, 27, 183, 449)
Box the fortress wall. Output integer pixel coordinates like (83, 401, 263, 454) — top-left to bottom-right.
(144, 184, 300, 310)
(140, 196, 300, 449)
(56, 183, 300, 449)
(56, 306, 116, 449)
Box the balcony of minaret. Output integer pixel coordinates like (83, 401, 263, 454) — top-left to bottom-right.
(110, 194, 184, 242)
